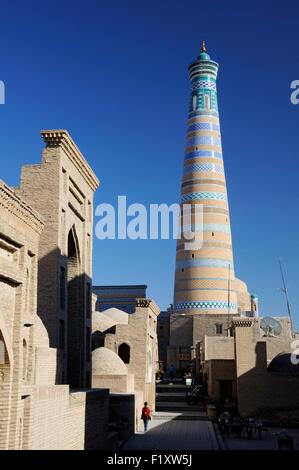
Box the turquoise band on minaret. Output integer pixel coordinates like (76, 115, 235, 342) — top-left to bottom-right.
(173, 42, 238, 315)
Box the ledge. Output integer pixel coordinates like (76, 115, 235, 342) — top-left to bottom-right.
(136, 298, 160, 316)
(0, 180, 44, 234)
(41, 129, 100, 192)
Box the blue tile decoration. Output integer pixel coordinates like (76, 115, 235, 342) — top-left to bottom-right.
(175, 287, 237, 292)
(181, 192, 227, 202)
(183, 162, 224, 174)
(187, 122, 219, 132)
(181, 223, 230, 233)
(186, 135, 221, 147)
(182, 178, 225, 186)
(174, 301, 237, 310)
(176, 258, 232, 269)
(184, 150, 222, 160)
(188, 110, 219, 119)
(191, 80, 217, 91)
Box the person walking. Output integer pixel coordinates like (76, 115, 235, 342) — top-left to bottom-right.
(141, 402, 151, 432)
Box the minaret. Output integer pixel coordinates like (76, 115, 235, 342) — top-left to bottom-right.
(173, 42, 238, 316)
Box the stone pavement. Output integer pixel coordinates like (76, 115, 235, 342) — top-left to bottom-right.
(223, 426, 299, 450)
(123, 412, 219, 450)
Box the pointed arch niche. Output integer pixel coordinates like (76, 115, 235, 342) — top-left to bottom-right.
(66, 226, 82, 387)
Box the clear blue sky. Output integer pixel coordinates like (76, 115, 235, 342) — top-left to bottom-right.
(0, 0, 298, 328)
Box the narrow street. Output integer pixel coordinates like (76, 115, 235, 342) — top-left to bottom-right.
(123, 380, 220, 450)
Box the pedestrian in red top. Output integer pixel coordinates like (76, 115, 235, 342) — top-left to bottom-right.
(141, 402, 151, 432)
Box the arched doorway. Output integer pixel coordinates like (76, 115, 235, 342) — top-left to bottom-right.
(67, 227, 81, 388)
(118, 343, 130, 364)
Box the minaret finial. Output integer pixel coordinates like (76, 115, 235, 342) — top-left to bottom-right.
(201, 40, 206, 53)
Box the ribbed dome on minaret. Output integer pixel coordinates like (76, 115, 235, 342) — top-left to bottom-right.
(197, 40, 211, 60)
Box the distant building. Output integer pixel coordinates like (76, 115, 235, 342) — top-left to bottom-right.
(200, 316, 299, 420)
(92, 298, 160, 431)
(93, 285, 147, 313)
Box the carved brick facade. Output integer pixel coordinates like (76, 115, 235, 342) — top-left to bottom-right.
(19, 130, 99, 387)
(0, 132, 108, 450)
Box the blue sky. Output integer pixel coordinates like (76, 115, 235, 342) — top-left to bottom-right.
(0, 0, 298, 327)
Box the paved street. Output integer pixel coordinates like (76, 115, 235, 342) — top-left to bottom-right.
(223, 427, 299, 450)
(123, 412, 219, 450)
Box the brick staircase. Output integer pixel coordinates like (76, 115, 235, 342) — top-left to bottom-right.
(154, 379, 208, 420)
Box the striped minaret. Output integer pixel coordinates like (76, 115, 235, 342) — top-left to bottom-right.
(173, 42, 238, 315)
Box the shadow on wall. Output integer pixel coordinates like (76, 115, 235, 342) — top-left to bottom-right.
(92, 326, 116, 351)
(237, 341, 299, 420)
(84, 388, 110, 450)
(37, 239, 92, 389)
(36, 246, 115, 449)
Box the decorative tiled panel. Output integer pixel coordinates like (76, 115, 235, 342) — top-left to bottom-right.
(203, 223, 230, 233)
(181, 223, 230, 233)
(186, 135, 221, 147)
(174, 301, 237, 310)
(181, 192, 227, 202)
(176, 240, 232, 251)
(191, 80, 217, 91)
(175, 287, 237, 292)
(189, 62, 219, 80)
(187, 122, 219, 132)
(184, 150, 222, 160)
(190, 90, 218, 113)
(188, 110, 219, 119)
(176, 258, 233, 269)
(192, 75, 216, 81)
(181, 179, 226, 188)
(183, 162, 224, 174)
(176, 277, 232, 289)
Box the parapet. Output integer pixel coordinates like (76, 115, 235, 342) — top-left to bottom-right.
(135, 298, 160, 317)
(40, 129, 99, 192)
(0, 180, 44, 234)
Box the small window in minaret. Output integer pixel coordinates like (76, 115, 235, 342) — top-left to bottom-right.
(212, 232, 215, 237)
(182, 268, 184, 273)
(192, 253, 194, 259)
(204, 94, 210, 110)
(192, 95, 197, 111)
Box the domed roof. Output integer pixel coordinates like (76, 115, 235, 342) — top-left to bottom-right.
(197, 40, 211, 61)
(92, 347, 128, 375)
(92, 311, 117, 333)
(102, 308, 129, 325)
(268, 352, 299, 377)
(198, 51, 211, 61)
(234, 277, 249, 293)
